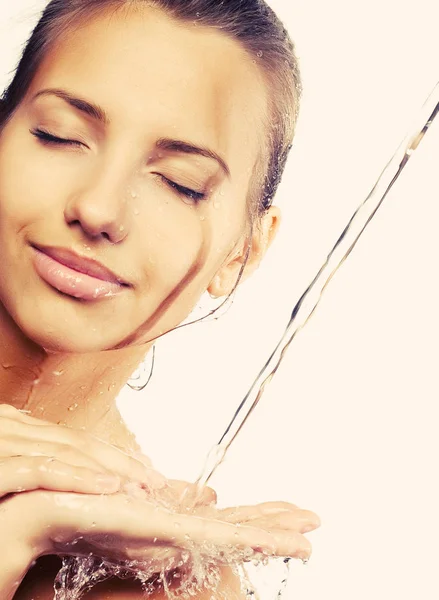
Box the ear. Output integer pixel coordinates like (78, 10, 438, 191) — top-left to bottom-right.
(207, 205, 281, 298)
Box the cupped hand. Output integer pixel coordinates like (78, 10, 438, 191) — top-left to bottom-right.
(5, 485, 318, 573)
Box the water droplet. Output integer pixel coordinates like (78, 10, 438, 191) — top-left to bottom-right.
(213, 201, 220, 209)
(200, 216, 206, 221)
(52, 370, 64, 376)
(119, 225, 125, 232)
(68, 403, 78, 412)
(131, 191, 138, 199)
(257, 50, 263, 58)
(133, 208, 140, 216)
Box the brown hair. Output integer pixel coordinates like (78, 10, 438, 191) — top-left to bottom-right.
(1, 0, 302, 215)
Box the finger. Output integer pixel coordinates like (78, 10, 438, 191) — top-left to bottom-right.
(251, 528, 313, 561)
(232, 510, 321, 535)
(217, 504, 320, 531)
(0, 404, 53, 426)
(167, 481, 217, 506)
(0, 416, 166, 490)
(0, 456, 120, 498)
(51, 494, 280, 555)
(49, 427, 166, 489)
(215, 502, 295, 522)
(0, 436, 107, 473)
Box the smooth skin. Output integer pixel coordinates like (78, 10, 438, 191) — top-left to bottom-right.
(0, 5, 320, 599)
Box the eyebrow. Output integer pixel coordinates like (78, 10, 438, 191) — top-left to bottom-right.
(33, 88, 109, 125)
(155, 138, 230, 178)
(32, 88, 231, 178)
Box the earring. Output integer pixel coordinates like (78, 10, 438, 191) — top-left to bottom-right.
(127, 345, 156, 391)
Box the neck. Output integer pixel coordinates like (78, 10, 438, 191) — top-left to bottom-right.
(0, 302, 149, 452)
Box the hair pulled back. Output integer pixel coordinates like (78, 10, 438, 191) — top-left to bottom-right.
(1, 0, 302, 214)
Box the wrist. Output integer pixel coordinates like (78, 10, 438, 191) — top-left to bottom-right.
(0, 541, 37, 600)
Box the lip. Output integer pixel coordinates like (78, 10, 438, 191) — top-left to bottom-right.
(30, 244, 131, 301)
(33, 244, 128, 284)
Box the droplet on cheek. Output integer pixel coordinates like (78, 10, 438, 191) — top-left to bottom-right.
(213, 201, 220, 209)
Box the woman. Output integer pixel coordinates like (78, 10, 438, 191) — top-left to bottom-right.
(0, 0, 321, 598)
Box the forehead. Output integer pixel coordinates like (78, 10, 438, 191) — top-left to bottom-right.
(28, 6, 268, 179)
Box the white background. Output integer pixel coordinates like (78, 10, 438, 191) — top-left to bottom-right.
(1, 1, 438, 598)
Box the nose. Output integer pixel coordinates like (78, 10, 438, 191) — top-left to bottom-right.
(64, 173, 130, 244)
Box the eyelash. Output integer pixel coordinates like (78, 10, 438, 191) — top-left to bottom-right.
(157, 176, 206, 203)
(30, 128, 206, 203)
(31, 128, 84, 148)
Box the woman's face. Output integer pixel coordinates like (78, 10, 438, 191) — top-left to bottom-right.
(0, 6, 268, 352)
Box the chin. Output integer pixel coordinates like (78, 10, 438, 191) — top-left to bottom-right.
(2, 298, 125, 355)
(26, 324, 117, 354)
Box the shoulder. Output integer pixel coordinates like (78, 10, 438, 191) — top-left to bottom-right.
(84, 567, 245, 599)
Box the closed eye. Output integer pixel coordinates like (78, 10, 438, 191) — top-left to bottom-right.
(157, 175, 206, 203)
(30, 128, 86, 148)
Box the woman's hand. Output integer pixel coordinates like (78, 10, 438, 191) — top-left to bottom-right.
(0, 403, 163, 599)
(5, 487, 317, 569)
(197, 500, 320, 558)
(0, 404, 216, 598)
(0, 403, 166, 498)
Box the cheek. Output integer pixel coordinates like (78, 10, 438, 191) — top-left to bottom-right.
(0, 128, 66, 227)
(134, 202, 213, 291)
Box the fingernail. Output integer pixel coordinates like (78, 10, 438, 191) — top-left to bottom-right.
(145, 470, 167, 490)
(95, 474, 121, 491)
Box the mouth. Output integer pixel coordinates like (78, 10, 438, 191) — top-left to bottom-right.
(30, 244, 131, 301)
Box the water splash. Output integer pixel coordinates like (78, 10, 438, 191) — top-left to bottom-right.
(53, 485, 267, 600)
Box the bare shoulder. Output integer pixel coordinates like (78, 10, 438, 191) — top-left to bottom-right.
(83, 567, 245, 599)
